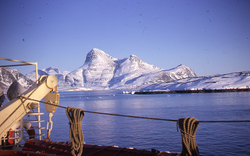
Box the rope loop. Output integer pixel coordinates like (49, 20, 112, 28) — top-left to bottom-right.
(178, 117, 199, 156)
(66, 107, 85, 156)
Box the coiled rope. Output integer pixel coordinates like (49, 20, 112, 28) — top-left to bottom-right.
(66, 106, 85, 156)
(178, 117, 199, 156)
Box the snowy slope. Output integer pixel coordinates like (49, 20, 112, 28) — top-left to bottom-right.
(62, 48, 118, 89)
(140, 71, 250, 91)
(0, 67, 34, 93)
(58, 48, 197, 90)
(108, 54, 163, 89)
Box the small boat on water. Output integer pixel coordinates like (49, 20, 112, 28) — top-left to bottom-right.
(0, 58, 199, 156)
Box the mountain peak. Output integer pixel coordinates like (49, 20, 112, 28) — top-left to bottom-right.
(85, 48, 114, 63)
(129, 55, 141, 62)
(42, 67, 61, 73)
(176, 64, 187, 69)
(90, 48, 106, 54)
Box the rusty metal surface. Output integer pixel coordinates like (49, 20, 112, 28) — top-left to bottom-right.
(0, 150, 55, 156)
(22, 140, 179, 156)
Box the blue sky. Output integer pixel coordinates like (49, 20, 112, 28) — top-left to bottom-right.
(0, 0, 250, 76)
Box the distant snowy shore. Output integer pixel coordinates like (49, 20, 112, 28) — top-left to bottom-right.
(133, 88, 250, 94)
(133, 71, 250, 93)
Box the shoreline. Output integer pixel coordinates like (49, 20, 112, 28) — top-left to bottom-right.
(134, 88, 250, 94)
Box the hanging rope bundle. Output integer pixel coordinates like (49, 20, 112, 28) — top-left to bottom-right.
(66, 107, 85, 156)
(178, 117, 199, 156)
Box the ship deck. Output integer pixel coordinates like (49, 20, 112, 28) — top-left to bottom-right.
(0, 139, 179, 156)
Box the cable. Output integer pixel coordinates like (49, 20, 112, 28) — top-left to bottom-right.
(83, 110, 178, 122)
(19, 96, 250, 123)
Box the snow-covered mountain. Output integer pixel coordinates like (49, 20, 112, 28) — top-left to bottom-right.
(26, 67, 70, 82)
(1, 48, 250, 92)
(0, 67, 34, 93)
(140, 71, 250, 91)
(58, 48, 197, 90)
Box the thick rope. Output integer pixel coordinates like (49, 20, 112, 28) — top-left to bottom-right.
(66, 107, 85, 156)
(178, 117, 199, 156)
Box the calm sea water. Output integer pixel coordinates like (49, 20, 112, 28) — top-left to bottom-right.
(39, 91, 250, 156)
